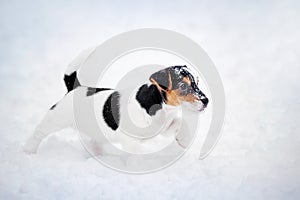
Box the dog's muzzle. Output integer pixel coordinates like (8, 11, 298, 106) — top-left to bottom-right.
(193, 92, 209, 112)
(191, 82, 209, 109)
(199, 95, 209, 106)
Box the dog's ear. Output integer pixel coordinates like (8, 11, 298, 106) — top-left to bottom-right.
(149, 68, 172, 91)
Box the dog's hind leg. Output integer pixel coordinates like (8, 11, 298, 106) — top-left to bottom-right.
(23, 93, 74, 154)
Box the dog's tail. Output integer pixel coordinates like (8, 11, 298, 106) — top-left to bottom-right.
(63, 46, 96, 92)
(64, 71, 81, 92)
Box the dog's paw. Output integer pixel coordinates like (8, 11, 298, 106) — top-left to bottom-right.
(175, 131, 193, 149)
(175, 138, 188, 149)
(82, 139, 103, 158)
(23, 137, 41, 154)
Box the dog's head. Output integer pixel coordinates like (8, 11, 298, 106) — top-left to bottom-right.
(150, 65, 209, 111)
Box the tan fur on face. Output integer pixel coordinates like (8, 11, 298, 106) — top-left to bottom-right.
(150, 78, 163, 92)
(165, 90, 180, 106)
(150, 73, 198, 106)
(182, 76, 191, 85)
(165, 89, 199, 106)
(167, 70, 172, 90)
(178, 92, 199, 103)
(166, 76, 198, 105)
(151, 77, 180, 106)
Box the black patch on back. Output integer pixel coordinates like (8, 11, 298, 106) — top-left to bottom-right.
(136, 84, 163, 116)
(102, 91, 120, 130)
(86, 87, 112, 96)
(64, 71, 81, 92)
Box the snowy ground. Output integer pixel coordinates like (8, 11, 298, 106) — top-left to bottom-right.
(1, 0, 300, 199)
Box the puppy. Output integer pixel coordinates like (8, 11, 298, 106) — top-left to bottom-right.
(24, 61, 208, 154)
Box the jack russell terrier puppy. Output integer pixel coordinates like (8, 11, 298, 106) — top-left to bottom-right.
(24, 60, 209, 154)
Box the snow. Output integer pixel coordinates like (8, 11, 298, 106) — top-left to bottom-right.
(1, 0, 300, 199)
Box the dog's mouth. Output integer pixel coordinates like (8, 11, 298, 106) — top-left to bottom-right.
(197, 101, 207, 112)
(198, 105, 207, 112)
(192, 92, 209, 112)
(182, 100, 208, 112)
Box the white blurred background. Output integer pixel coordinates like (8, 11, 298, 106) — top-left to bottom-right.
(0, 0, 299, 199)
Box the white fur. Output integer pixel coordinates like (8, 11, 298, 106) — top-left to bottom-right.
(24, 49, 188, 154)
(23, 86, 183, 154)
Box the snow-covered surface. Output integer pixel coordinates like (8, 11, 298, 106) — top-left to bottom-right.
(1, 0, 300, 199)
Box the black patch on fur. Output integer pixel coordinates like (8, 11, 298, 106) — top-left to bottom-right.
(50, 103, 57, 110)
(173, 65, 208, 104)
(86, 87, 112, 96)
(161, 90, 167, 101)
(102, 91, 120, 130)
(64, 71, 81, 92)
(136, 84, 163, 116)
(172, 66, 201, 94)
(150, 69, 170, 90)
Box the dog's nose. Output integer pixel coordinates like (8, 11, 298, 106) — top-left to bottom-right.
(200, 96, 209, 105)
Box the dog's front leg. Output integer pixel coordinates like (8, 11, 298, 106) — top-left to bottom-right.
(174, 118, 195, 149)
(159, 116, 182, 148)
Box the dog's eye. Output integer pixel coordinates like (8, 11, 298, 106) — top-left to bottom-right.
(179, 83, 187, 91)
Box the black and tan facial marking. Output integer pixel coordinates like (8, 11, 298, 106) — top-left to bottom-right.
(150, 65, 209, 107)
(136, 66, 208, 115)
